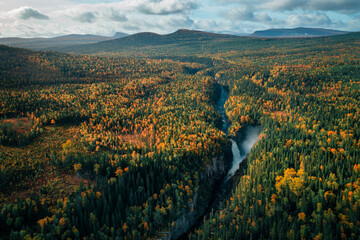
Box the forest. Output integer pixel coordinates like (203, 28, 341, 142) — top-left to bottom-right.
(0, 31, 359, 239)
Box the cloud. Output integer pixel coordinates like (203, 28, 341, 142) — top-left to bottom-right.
(163, 16, 194, 28)
(75, 12, 97, 23)
(219, 0, 360, 14)
(0, 0, 358, 38)
(107, 9, 127, 22)
(21, 8, 50, 20)
(286, 12, 332, 26)
(265, 0, 360, 13)
(348, 16, 360, 30)
(136, 0, 198, 15)
(226, 6, 254, 21)
(262, 0, 306, 11)
(225, 6, 272, 22)
(7, 7, 50, 20)
(193, 19, 219, 30)
(120, 15, 195, 33)
(256, 12, 272, 22)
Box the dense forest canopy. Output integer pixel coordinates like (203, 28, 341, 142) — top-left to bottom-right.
(0, 31, 359, 239)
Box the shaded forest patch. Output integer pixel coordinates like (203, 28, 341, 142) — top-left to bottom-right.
(0, 117, 32, 133)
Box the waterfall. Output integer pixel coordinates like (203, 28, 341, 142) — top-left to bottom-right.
(226, 126, 261, 180)
(227, 139, 242, 178)
(178, 84, 261, 239)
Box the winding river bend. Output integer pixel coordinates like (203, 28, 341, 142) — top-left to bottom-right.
(178, 85, 260, 239)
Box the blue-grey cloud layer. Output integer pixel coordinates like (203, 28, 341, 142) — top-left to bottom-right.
(137, 0, 197, 15)
(0, 0, 359, 37)
(75, 12, 96, 23)
(220, 0, 360, 13)
(108, 10, 127, 22)
(20, 7, 50, 20)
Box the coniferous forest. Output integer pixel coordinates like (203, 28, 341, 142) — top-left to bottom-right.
(0, 31, 360, 239)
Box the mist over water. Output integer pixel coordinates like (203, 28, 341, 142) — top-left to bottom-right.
(238, 126, 261, 155)
(227, 126, 261, 178)
(179, 84, 260, 239)
(214, 84, 261, 181)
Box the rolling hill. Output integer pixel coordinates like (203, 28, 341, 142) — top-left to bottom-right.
(53, 29, 239, 54)
(1, 28, 360, 240)
(0, 32, 129, 50)
(251, 27, 348, 38)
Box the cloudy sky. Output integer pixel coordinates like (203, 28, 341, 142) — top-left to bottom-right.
(0, 0, 359, 37)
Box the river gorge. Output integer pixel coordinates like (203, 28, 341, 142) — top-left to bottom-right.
(175, 84, 260, 240)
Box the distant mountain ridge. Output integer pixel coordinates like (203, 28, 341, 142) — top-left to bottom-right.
(54, 29, 239, 54)
(112, 29, 236, 46)
(1, 28, 352, 53)
(113, 32, 129, 38)
(251, 27, 348, 38)
(0, 32, 129, 50)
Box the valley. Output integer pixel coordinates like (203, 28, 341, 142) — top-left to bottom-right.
(0, 29, 359, 239)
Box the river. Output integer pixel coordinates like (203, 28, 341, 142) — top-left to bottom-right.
(216, 85, 260, 180)
(177, 84, 260, 239)
(226, 126, 261, 179)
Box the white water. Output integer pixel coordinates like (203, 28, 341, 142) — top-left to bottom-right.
(227, 139, 242, 177)
(214, 85, 261, 181)
(226, 126, 261, 179)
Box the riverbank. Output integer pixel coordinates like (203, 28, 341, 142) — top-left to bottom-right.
(174, 84, 260, 240)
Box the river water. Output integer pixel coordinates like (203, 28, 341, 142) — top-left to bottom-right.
(177, 84, 260, 239)
(216, 85, 260, 179)
(216, 84, 230, 133)
(227, 126, 261, 179)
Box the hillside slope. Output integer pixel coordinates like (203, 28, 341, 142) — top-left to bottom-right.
(1, 30, 360, 240)
(54, 29, 238, 54)
(0, 33, 128, 50)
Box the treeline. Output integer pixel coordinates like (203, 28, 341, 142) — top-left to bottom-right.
(191, 32, 360, 239)
(0, 45, 206, 88)
(1, 32, 360, 239)
(0, 45, 229, 239)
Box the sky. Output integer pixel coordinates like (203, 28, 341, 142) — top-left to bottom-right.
(0, 0, 359, 37)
